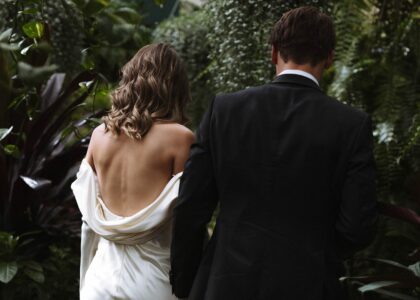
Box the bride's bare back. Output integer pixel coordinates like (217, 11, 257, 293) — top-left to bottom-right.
(85, 123, 194, 217)
(75, 44, 194, 298)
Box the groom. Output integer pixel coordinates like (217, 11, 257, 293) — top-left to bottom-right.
(170, 6, 377, 300)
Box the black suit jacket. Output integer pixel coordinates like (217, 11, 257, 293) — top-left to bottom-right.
(170, 74, 377, 300)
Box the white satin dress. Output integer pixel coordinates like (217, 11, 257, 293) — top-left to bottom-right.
(71, 159, 180, 300)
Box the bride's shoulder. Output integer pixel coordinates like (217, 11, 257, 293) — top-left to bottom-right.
(85, 124, 107, 168)
(92, 123, 106, 134)
(156, 123, 194, 138)
(90, 124, 107, 141)
(88, 124, 115, 149)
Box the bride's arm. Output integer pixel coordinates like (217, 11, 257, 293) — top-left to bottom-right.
(80, 220, 99, 290)
(172, 127, 195, 175)
(85, 125, 102, 173)
(78, 127, 101, 289)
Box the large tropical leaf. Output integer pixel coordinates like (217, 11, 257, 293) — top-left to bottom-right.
(0, 261, 18, 283)
(40, 73, 66, 111)
(379, 202, 420, 226)
(372, 289, 418, 300)
(358, 280, 399, 293)
(22, 260, 44, 283)
(22, 71, 97, 165)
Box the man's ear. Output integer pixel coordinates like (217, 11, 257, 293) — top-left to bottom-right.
(325, 51, 335, 69)
(271, 46, 278, 65)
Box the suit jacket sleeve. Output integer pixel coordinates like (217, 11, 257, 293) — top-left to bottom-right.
(335, 115, 378, 257)
(170, 98, 219, 298)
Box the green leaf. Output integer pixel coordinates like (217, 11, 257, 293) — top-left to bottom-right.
(17, 62, 58, 85)
(0, 232, 18, 254)
(408, 262, 420, 277)
(19, 8, 39, 15)
(358, 281, 399, 293)
(370, 258, 412, 272)
(373, 289, 417, 300)
(72, 0, 86, 9)
(20, 44, 33, 55)
(22, 21, 45, 39)
(0, 261, 18, 283)
(0, 42, 20, 51)
(4, 144, 20, 158)
(78, 80, 95, 90)
(24, 0, 42, 4)
(0, 30, 19, 50)
(0, 28, 13, 42)
(84, 0, 110, 16)
(23, 261, 44, 283)
(114, 7, 141, 24)
(8, 94, 27, 109)
(0, 127, 12, 142)
(154, 0, 165, 6)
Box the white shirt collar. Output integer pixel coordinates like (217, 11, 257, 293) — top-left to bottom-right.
(277, 69, 319, 86)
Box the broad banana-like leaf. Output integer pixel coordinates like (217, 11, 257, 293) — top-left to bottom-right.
(358, 280, 399, 293)
(20, 176, 51, 191)
(379, 202, 420, 226)
(23, 71, 96, 165)
(28, 86, 96, 168)
(41, 73, 66, 111)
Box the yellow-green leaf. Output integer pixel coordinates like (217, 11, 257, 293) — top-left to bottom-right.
(22, 21, 44, 39)
(154, 0, 165, 6)
(4, 144, 20, 158)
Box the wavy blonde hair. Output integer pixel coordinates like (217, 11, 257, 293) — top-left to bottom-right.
(103, 43, 191, 139)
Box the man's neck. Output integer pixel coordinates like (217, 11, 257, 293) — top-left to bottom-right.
(278, 69, 319, 86)
(276, 62, 323, 83)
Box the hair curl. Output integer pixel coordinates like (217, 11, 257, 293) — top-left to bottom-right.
(103, 43, 191, 139)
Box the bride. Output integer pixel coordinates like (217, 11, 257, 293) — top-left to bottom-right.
(71, 43, 194, 299)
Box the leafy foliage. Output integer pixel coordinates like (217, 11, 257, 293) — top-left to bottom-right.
(206, 0, 333, 93)
(153, 9, 212, 128)
(0, 0, 84, 75)
(0, 231, 79, 299)
(75, 0, 152, 81)
(328, 1, 420, 298)
(0, 64, 101, 297)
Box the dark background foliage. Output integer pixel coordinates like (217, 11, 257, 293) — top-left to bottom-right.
(0, 0, 419, 299)
(153, 9, 212, 128)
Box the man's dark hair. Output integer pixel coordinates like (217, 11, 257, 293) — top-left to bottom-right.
(270, 6, 336, 66)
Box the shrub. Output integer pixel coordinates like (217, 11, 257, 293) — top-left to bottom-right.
(153, 9, 213, 128)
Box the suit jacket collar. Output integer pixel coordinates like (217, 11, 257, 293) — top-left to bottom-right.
(272, 74, 322, 91)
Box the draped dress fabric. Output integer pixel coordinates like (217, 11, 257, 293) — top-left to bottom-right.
(71, 159, 180, 300)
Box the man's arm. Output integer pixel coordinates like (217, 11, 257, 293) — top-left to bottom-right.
(170, 98, 219, 298)
(336, 115, 378, 257)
